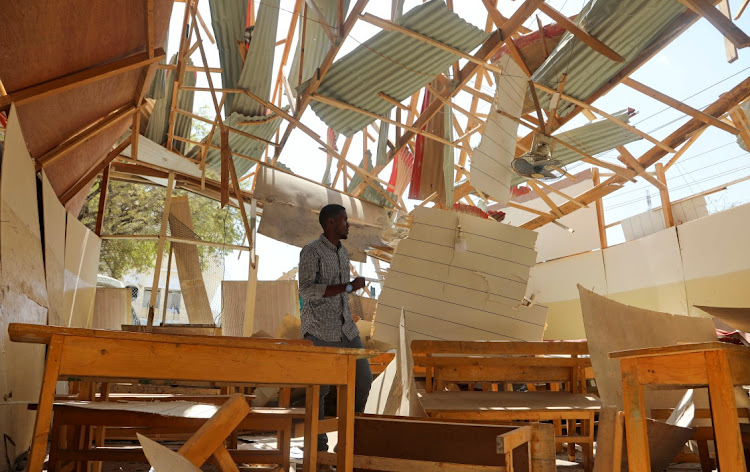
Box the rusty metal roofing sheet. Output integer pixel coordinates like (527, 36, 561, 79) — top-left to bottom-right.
(531, 0, 687, 117)
(288, 0, 351, 91)
(208, 0, 248, 117)
(188, 111, 283, 177)
(232, 0, 280, 116)
(305, 0, 489, 136)
(509, 110, 642, 186)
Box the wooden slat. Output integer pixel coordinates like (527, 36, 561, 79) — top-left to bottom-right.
(147, 171, 175, 329)
(622, 77, 739, 135)
(527, 181, 562, 217)
(616, 145, 667, 190)
(592, 169, 608, 249)
(537, 4, 624, 62)
(719, 0, 739, 62)
(676, 0, 750, 48)
(655, 163, 674, 228)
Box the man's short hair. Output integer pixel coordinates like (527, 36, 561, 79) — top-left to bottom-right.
(319, 204, 346, 228)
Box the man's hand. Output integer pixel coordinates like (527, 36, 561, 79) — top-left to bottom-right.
(352, 276, 366, 291)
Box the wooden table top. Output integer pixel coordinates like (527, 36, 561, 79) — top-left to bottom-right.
(608, 341, 750, 359)
(9, 323, 380, 357)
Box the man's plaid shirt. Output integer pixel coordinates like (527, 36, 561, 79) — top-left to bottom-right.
(298, 234, 359, 342)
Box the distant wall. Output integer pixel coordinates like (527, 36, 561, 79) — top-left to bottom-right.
(529, 201, 750, 339)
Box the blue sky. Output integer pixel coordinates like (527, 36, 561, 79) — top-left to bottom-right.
(166, 0, 750, 281)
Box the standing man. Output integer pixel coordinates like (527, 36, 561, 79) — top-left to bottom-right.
(298, 204, 373, 453)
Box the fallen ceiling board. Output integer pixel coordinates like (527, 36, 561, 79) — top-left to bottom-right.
(92, 288, 131, 330)
(257, 203, 381, 262)
(168, 196, 216, 325)
(374, 207, 545, 344)
(138, 433, 203, 472)
(349, 294, 377, 322)
(221, 280, 299, 337)
(122, 133, 202, 179)
(470, 55, 526, 204)
(695, 305, 750, 333)
(63, 214, 102, 328)
(365, 309, 426, 417)
(578, 285, 717, 411)
(42, 172, 68, 327)
(0, 106, 49, 464)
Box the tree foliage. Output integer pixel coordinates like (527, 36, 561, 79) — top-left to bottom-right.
(80, 180, 244, 280)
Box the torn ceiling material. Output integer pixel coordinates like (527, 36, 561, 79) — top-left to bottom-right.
(207, 0, 247, 116)
(305, 0, 490, 136)
(471, 55, 527, 205)
(253, 166, 389, 262)
(374, 207, 547, 345)
(121, 132, 202, 179)
(145, 54, 196, 155)
(231, 0, 280, 116)
(288, 0, 351, 91)
(532, 0, 687, 117)
(187, 111, 284, 177)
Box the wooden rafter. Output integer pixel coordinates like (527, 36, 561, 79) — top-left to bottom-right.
(273, 0, 371, 162)
(737, 0, 750, 20)
(591, 169, 608, 249)
(165, 0, 195, 151)
(663, 128, 706, 171)
(616, 146, 666, 190)
(676, 0, 750, 48)
(0, 49, 165, 108)
(481, 0, 533, 35)
(272, 0, 304, 104)
(532, 178, 587, 208)
(622, 77, 739, 135)
(719, 0, 739, 62)
(520, 73, 750, 230)
(537, 3, 625, 62)
(527, 181, 562, 217)
(655, 163, 674, 227)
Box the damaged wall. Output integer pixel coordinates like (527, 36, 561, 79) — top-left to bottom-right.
(529, 201, 750, 339)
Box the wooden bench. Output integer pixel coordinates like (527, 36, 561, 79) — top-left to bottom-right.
(318, 414, 556, 472)
(411, 340, 599, 470)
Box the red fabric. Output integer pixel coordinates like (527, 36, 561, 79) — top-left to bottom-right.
(408, 88, 431, 199)
(0, 112, 6, 128)
(327, 127, 338, 151)
(388, 148, 415, 193)
(491, 20, 570, 63)
(510, 185, 532, 197)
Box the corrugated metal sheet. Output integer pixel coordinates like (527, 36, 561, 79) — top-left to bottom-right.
(146, 36, 170, 100)
(187, 111, 283, 177)
(347, 151, 396, 207)
(232, 0, 280, 116)
(509, 110, 642, 186)
(208, 0, 247, 117)
(531, 0, 686, 117)
(305, 0, 489, 136)
(145, 54, 196, 155)
(288, 0, 351, 91)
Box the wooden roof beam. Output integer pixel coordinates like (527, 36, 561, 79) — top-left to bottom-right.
(616, 146, 667, 190)
(273, 0, 371, 162)
(481, 0, 533, 34)
(537, 3, 625, 62)
(622, 77, 740, 135)
(676, 0, 750, 48)
(272, 0, 303, 104)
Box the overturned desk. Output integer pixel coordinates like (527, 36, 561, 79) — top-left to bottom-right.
(610, 342, 750, 472)
(10, 323, 376, 472)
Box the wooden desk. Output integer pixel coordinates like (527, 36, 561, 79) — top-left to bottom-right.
(610, 342, 750, 472)
(9, 323, 376, 472)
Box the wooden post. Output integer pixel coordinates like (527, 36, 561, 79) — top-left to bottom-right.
(147, 172, 175, 329)
(243, 255, 259, 337)
(592, 169, 608, 249)
(160, 243, 174, 325)
(655, 163, 674, 227)
(94, 164, 111, 236)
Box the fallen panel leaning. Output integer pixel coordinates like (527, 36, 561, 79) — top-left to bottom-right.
(305, 0, 489, 136)
(578, 285, 719, 411)
(374, 207, 546, 344)
(221, 280, 300, 337)
(254, 166, 389, 262)
(0, 106, 49, 466)
(471, 55, 527, 204)
(63, 213, 102, 329)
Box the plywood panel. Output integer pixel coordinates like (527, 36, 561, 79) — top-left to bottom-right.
(375, 208, 544, 344)
(471, 55, 526, 204)
(168, 196, 215, 325)
(221, 280, 300, 337)
(63, 214, 102, 328)
(42, 172, 68, 326)
(92, 288, 131, 330)
(0, 106, 48, 464)
(603, 227, 689, 315)
(578, 286, 716, 411)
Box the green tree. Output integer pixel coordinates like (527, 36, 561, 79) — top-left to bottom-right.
(80, 180, 244, 280)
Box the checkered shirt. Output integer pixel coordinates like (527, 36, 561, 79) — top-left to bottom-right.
(298, 234, 359, 342)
